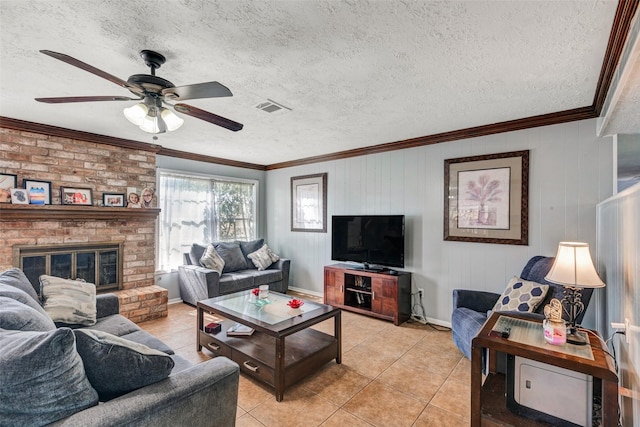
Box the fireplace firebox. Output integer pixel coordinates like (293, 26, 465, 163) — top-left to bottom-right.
(13, 242, 124, 296)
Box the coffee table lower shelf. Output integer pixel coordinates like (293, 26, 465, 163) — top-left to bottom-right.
(199, 320, 338, 400)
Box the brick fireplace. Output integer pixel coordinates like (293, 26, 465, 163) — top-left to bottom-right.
(0, 124, 167, 323)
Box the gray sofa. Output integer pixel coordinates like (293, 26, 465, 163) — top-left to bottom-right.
(178, 240, 290, 306)
(0, 268, 239, 427)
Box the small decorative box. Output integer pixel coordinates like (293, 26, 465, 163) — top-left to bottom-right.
(205, 322, 221, 334)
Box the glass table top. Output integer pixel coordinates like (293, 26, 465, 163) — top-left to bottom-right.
(493, 315, 594, 360)
(211, 290, 324, 325)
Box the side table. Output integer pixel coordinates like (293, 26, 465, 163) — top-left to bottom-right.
(471, 312, 618, 426)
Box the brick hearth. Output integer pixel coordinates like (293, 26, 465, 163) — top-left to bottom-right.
(0, 126, 167, 323)
(116, 286, 168, 323)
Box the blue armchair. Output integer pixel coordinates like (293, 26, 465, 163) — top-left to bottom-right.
(451, 256, 594, 359)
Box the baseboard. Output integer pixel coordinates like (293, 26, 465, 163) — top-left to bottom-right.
(287, 286, 323, 298)
(168, 298, 183, 305)
(425, 317, 452, 328)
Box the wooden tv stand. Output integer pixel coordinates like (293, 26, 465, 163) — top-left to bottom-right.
(324, 264, 411, 325)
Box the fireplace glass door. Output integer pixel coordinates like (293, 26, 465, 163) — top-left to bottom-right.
(17, 243, 123, 295)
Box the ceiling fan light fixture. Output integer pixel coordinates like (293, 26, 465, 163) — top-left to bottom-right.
(37, 50, 242, 133)
(161, 108, 184, 131)
(139, 112, 166, 134)
(123, 102, 148, 125)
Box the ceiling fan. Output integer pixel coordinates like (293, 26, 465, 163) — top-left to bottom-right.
(35, 49, 243, 133)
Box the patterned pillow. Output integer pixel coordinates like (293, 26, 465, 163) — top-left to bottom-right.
(247, 244, 281, 271)
(74, 329, 175, 401)
(0, 328, 99, 425)
(40, 275, 97, 326)
(493, 276, 549, 313)
(200, 245, 225, 275)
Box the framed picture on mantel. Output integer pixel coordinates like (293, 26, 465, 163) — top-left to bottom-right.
(444, 150, 529, 245)
(61, 186, 93, 206)
(103, 193, 126, 207)
(24, 179, 52, 205)
(0, 173, 17, 203)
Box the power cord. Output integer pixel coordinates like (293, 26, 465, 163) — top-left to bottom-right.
(579, 329, 623, 427)
(596, 329, 625, 427)
(410, 289, 427, 324)
(409, 289, 451, 331)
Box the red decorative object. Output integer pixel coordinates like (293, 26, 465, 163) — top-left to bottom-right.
(252, 288, 260, 296)
(287, 299, 304, 309)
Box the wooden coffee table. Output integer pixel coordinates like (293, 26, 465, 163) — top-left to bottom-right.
(197, 290, 341, 401)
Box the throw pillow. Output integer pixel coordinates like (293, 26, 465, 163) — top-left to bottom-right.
(0, 296, 56, 331)
(188, 243, 208, 266)
(247, 244, 281, 271)
(239, 239, 264, 269)
(0, 267, 40, 302)
(0, 283, 50, 320)
(214, 242, 249, 273)
(40, 275, 97, 326)
(0, 328, 98, 425)
(200, 244, 225, 274)
(74, 329, 175, 401)
(493, 276, 549, 313)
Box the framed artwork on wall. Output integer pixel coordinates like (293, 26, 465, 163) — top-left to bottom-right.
(444, 150, 529, 245)
(103, 193, 126, 207)
(0, 173, 17, 203)
(61, 186, 93, 206)
(24, 179, 52, 205)
(291, 173, 327, 232)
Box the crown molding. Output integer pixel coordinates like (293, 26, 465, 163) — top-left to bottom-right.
(266, 106, 596, 170)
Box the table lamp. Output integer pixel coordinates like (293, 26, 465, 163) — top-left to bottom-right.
(545, 242, 605, 345)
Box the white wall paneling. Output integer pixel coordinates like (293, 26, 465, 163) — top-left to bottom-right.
(266, 118, 613, 326)
(596, 183, 640, 426)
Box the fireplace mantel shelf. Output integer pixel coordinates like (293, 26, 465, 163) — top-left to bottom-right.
(0, 204, 160, 221)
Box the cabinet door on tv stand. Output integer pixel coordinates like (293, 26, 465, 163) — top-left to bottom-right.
(324, 268, 344, 306)
(371, 277, 397, 318)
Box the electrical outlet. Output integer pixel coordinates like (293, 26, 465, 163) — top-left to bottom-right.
(625, 318, 630, 344)
(612, 319, 632, 345)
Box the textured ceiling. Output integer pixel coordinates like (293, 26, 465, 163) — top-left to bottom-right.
(0, 0, 636, 166)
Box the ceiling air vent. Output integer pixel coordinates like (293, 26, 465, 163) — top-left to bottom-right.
(255, 99, 291, 113)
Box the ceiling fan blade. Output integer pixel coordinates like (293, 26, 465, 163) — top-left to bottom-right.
(35, 96, 142, 103)
(39, 50, 142, 93)
(163, 82, 232, 101)
(174, 103, 243, 132)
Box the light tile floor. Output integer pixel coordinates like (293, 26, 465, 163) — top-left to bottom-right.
(138, 294, 470, 427)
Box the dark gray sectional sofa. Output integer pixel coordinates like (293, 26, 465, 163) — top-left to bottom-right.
(0, 268, 239, 427)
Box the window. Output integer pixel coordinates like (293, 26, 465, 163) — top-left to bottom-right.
(157, 170, 257, 271)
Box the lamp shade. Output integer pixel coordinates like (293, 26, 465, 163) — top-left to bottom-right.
(123, 98, 183, 134)
(160, 108, 184, 131)
(123, 103, 148, 125)
(545, 242, 605, 288)
(139, 113, 164, 134)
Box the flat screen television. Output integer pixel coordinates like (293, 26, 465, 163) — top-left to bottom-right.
(331, 215, 405, 269)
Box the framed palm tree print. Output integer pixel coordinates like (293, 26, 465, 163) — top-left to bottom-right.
(444, 150, 529, 245)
